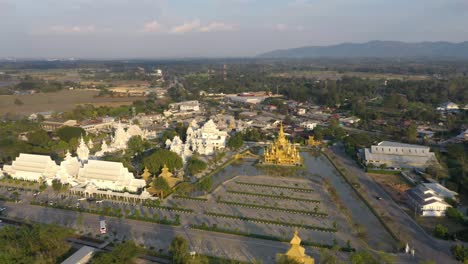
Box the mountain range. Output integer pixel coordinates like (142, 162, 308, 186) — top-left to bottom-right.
(258, 41, 468, 58)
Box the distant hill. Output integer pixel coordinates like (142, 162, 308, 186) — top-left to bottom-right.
(258, 41, 468, 59)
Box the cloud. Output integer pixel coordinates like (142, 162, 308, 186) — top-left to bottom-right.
(199, 22, 237, 32)
(143, 20, 163, 32)
(49, 25, 96, 34)
(171, 19, 201, 33)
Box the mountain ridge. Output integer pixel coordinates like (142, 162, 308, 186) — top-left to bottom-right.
(258, 41, 468, 58)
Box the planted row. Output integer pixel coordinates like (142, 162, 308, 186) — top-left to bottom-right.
(234, 181, 313, 192)
(126, 215, 180, 226)
(143, 203, 194, 214)
(226, 190, 320, 203)
(217, 200, 327, 217)
(191, 224, 354, 252)
(173, 195, 208, 201)
(205, 212, 336, 233)
(30, 201, 123, 218)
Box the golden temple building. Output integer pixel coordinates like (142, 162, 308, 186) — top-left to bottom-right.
(307, 136, 321, 147)
(263, 123, 302, 166)
(158, 164, 181, 188)
(142, 167, 152, 183)
(276, 229, 315, 264)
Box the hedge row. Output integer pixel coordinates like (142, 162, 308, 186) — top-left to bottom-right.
(126, 215, 180, 226)
(143, 203, 194, 214)
(217, 200, 327, 217)
(30, 201, 123, 218)
(191, 224, 354, 252)
(205, 212, 336, 233)
(226, 189, 320, 203)
(172, 195, 208, 201)
(234, 181, 313, 192)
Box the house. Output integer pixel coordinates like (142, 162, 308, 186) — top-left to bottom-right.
(168, 100, 200, 112)
(300, 121, 317, 130)
(406, 185, 452, 217)
(423, 183, 458, 201)
(362, 141, 437, 169)
(437, 101, 459, 112)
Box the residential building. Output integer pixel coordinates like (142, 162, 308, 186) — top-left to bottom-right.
(406, 185, 452, 217)
(437, 101, 460, 112)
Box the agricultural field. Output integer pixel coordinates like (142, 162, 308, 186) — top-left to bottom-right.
(0, 90, 146, 116)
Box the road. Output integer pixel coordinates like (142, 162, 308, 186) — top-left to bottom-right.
(329, 143, 458, 263)
(2, 202, 288, 264)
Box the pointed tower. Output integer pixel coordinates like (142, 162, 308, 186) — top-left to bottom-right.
(76, 137, 90, 161)
(87, 139, 94, 149)
(142, 167, 152, 183)
(277, 229, 315, 264)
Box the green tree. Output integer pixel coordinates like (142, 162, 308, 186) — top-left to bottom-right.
(227, 132, 244, 150)
(153, 176, 171, 193)
(169, 235, 189, 264)
(27, 129, 50, 147)
(406, 124, 418, 142)
(14, 98, 24, 106)
(51, 179, 63, 192)
(433, 224, 449, 239)
(198, 177, 213, 192)
(56, 126, 86, 143)
(91, 241, 140, 264)
(350, 251, 379, 264)
(186, 157, 207, 175)
(143, 149, 183, 174)
(127, 135, 145, 156)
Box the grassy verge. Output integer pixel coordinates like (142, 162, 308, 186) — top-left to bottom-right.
(217, 200, 327, 217)
(173, 195, 208, 201)
(234, 181, 313, 192)
(226, 189, 320, 203)
(205, 212, 336, 232)
(191, 224, 354, 252)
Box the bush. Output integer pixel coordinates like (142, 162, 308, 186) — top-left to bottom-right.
(451, 244, 468, 262)
(433, 224, 449, 239)
(446, 207, 465, 222)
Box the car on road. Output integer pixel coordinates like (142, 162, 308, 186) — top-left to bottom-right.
(0, 207, 6, 212)
(7, 188, 14, 191)
(100, 220, 107, 234)
(96, 200, 104, 204)
(48, 201, 55, 206)
(77, 198, 86, 201)
(375, 196, 383, 200)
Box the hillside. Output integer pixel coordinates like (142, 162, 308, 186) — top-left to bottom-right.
(258, 41, 468, 58)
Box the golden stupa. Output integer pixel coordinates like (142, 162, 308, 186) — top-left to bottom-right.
(263, 123, 302, 166)
(307, 135, 321, 147)
(159, 164, 181, 188)
(142, 167, 152, 183)
(277, 229, 315, 264)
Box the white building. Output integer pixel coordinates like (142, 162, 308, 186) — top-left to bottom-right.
(77, 137, 90, 162)
(77, 160, 145, 192)
(423, 183, 458, 200)
(363, 141, 437, 169)
(300, 121, 317, 130)
(406, 185, 452, 217)
(166, 119, 228, 160)
(437, 101, 460, 112)
(4, 152, 145, 193)
(3, 153, 59, 183)
(168, 100, 200, 112)
(186, 119, 228, 155)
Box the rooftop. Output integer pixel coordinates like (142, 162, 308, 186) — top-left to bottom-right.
(377, 141, 429, 149)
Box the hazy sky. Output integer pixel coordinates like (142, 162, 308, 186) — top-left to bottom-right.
(1, 0, 468, 58)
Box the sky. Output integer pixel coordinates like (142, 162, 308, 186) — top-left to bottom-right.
(1, 0, 468, 58)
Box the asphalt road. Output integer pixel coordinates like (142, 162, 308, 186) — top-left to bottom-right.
(329, 143, 458, 264)
(2, 202, 290, 263)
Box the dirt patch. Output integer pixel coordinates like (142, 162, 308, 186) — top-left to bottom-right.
(367, 173, 411, 204)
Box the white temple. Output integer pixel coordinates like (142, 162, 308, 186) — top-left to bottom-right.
(95, 122, 155, 157)
(77, 137, 90, 161)
(166, 119, 228, 160)
(3, 152, 146, 193)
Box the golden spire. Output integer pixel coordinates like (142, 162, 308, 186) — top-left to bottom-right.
(142, 167, 152, 182)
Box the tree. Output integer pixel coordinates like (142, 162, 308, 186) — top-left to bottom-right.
(198, 177, 213, 192)
(426, 162, 449, 180)
(451, 244, 468, 262)
(350, 251, 379, 264)
(127, 135, 145, 156)
(169, 235, 189, 264)
(91, 241, 140, 264)
(51, 179, 63, 192)
(27, 129, 50, 147)
(227, 132, 244, 150)
(406, 123, 418, 142)
(0, 224, 72, 263)
(143, 149, 183, 174)
(14, 98, 23, 106)
(153, 176, 170, 194)
(186, 157, 207, 175)
(433, 224, 449, 239)
(56, 126, 86, 143)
